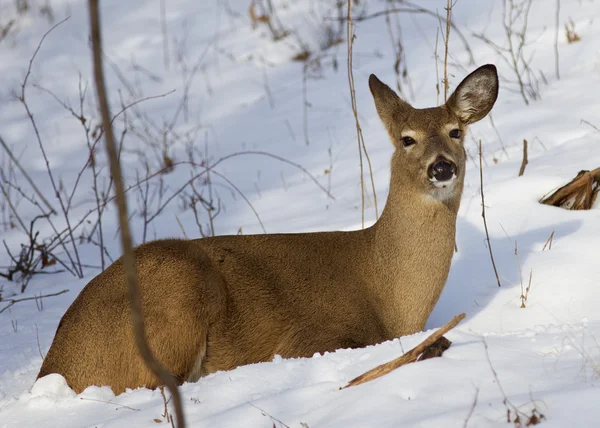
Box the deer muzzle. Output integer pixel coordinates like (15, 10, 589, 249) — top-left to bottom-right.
(428, 157, 457, 185)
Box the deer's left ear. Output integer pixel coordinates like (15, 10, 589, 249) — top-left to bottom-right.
(446, 64, 499, 124)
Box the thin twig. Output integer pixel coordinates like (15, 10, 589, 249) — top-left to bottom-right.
(487, 113, 509, 158)
(514, 241, 525, 307)
(0, 134, 56, 214)
(462, 386, 480, 428)
(343, 313, 465, 388)
(479, 141, 502, 287)
(434, 30, 440, 105)
(518, 139, 528, 176)
(19, 16, 83, 278)
(160, 0, 169, 71)
(482, 338, 545, 426)
(0, 290, 68, 314)
(79, 397, 141, 411)
(347, 0, 378, 227)
(554, 0, 560, 80)
(0, 180, 28, 233)
(334, 3, 475, 64)
(443, 0, 453, 102)
(35, 323, 45, 360)
(581, 119, 600, 133)
(88, 2, 185, 428)
(520, 268, 532, 308)
(247, 402, 291, 428)
(347, 0, 365, 228)
(542, 229, 555, 251)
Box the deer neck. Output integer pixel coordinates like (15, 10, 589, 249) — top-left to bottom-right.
(363, 161, 462, 337)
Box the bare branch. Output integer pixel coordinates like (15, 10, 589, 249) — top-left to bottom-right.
(0, 290, 68, 314)
(343, 313, 465, 388)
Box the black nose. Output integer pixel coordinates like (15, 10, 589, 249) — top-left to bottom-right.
(429, 159, 456, 182)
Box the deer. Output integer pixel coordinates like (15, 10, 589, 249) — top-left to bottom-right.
(37, 64, 498, 394)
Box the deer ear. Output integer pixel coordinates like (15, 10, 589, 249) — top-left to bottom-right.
(369, 74, 411, 126)
(446, 64, 498, 124)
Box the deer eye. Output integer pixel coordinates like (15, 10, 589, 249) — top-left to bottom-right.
(449, 129, 462, 139)
(401, 136, 416, 147)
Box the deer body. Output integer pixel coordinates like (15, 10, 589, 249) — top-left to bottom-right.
(38, 65, 498, 394)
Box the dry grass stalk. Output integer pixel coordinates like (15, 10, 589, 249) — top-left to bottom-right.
(345, 2, 475, 64)
(343, 313, 465, 389)
(581, 119, 600, 133)
(520, 268, 533, 308)
(565, 17, 580, 43)
(542, 229, 555, 251)
(160, 0, 169, 71)
(479, 141, 502, 287)
(462, 387, 480, 428)
(518, 139, 528, 177)
(18, 16, 83, 278)
(540, 168, 600, 210)
(0, 134, 56, 215)
(554, 0, 560, 79)
(88, 1, 185, 427)
(443, 0, 452, 102)
(0, 289, 68, 315)
(483, 338, 545, 426)
(346, 0, 378, 226)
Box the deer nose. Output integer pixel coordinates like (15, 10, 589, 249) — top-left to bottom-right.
(428, 157, 457, 182)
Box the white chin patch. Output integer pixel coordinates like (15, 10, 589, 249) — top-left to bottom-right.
(429, 175, 457, 200)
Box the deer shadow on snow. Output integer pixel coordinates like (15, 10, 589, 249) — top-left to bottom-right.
(427, 216, 582, 329)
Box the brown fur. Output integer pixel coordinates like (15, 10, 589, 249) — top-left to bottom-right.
(38, 65, 498, 394)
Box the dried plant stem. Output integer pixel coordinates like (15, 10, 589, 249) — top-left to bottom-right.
(479, 141, 502, 287)
(482, 338, 545, 426)
(88, 2, 185, 427)
(19, 17, 83, 278)
(347, 0, 378, 227)
(520, 268, 533, 308)
(35, 323, 45, 360)
(462, 387, 480, 428)
(487, 113, 509, 158)
(160, 0, 169, 71)
(554, 0, 560, 80)
(443, 0, 453, 102)
(542, 229, 555, 251)
(0, 134, 56, 215)
(518, 139, 528, 176)
(434, 30, 440, 105)
(341, 3, 474, 65)
(514, 241, 525, 307)
(0, 290, 68, 315)
(0, 180, 28, 233)
(343, 313, 465, 388)
(247, 402, 291, 428)
(581, 119, 600, 133)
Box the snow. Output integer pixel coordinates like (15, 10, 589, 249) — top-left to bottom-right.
(1, 0, 600, 427)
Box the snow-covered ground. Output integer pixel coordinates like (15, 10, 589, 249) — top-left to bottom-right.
(1, 0, 600, 426)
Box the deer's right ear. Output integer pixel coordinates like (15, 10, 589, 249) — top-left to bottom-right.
(369, 74, 410, 125)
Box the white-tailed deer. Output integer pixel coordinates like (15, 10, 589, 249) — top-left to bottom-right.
(38, 65, 498, 394)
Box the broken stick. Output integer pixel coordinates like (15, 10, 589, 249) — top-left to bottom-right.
(343, 313, 466, 389)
